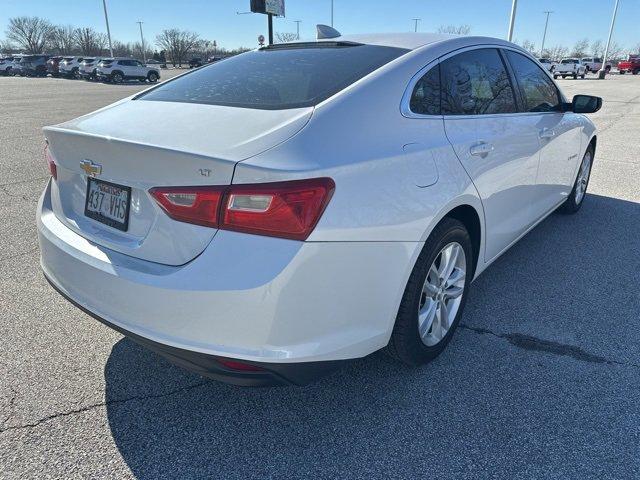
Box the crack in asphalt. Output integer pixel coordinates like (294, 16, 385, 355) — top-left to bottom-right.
(0, 380, 209, 435)
(460, 324, 640, 368)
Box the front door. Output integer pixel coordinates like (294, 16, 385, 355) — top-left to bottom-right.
(440, 48, 541, 262)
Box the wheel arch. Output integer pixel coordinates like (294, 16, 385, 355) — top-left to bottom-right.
(443, 204, 482, 278)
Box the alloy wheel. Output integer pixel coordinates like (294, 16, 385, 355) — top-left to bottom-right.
(575, 151, 592, 205)
(418, 242, 466, 347)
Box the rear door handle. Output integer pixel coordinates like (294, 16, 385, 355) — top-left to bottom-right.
(539, 128, 556, 139)
(469, 142, 494, 157)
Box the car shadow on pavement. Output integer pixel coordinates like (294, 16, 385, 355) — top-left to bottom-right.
(103, 193, 640, 479)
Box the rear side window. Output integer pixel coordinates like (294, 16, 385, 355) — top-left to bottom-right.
(409, 64, 440, 115)
(138, 43, 409, 110)
(440, 48, 517, 115)
(505, 50, 560, 112)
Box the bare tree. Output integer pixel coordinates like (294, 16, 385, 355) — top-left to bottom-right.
(632, 42, 640, 54)
(437, 24, 471, 35)
(50, 25, 77, 55)
(590, 39, 604, 58)
(0, 39, 16, 53)
(112, 40, 133, 57)
(571, 38, 590, 57)
(6, 16, 53, 53)
(605, 41, 625, 61)
(275, 32, 298, 43)
(543, 45, 569, 62)
(155, 29, 200, 67)
(132, 41, 153, 61)
(518, 39, 536, 54)
(75, 27, 107, 56)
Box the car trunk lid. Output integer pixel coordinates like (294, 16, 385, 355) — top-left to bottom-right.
(44, 99, 313, 265)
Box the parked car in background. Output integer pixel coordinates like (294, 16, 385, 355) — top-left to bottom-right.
(581, 57, 612, 73)
(46, 56, 64, 77)
(618, 55, 640, 75)
(19, 54, 50, 77)
(11, 56, 25, 76)
(79, 58, 104, 80)
(537, 58, 556, 72)
(59, 57, 85, 78)
(188, 58, 203, 68)
(95, 58, 160, 83)
(554, 58, 587, 79)
(0, 56, 18, 75)
(39, 32, 601, 386)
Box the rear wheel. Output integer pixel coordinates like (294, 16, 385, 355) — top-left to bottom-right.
(111, 71, 124, 83)
(633, 69, 639, 75)
(386, 218, 473, 365)
(580, 73, 585, 79)
(558, 147, 593, 214)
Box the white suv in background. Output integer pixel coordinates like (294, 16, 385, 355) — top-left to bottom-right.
(581, 57, 612, 73)
(95, 58, 160, 83)
(79, 57, 105, 80)
(59, 57, 85, 78)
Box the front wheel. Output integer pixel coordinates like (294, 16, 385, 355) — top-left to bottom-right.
(147, 71, 159, 83)
(558, 148, 593, 214)
(386, 218, 473, 365)
(633, 69, 639, 75)
(111, 72, 123, 83)
(580, 73, 585, 79)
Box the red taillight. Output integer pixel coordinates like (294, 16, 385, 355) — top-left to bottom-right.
(221, 178, 335, 240)
(217, 359, 265, 372)
(44, 143, 57, 180)
(149, 178, 335, 241)
(149, 186, 224, 228)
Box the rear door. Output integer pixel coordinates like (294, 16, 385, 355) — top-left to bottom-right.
(503, 49, 582, 215)
(441, 47, 542, 261)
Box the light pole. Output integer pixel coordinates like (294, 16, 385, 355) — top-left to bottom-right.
(136, 21, 146, 64)
(331, 0, 334, 27)
(294, 20, 301, 39)
(598, 0, 620, 79)
(412, 18, 421, 33)
(507, 0, 518, 41)
(102, 0, 114, 57)
(540, 11, 553, 57)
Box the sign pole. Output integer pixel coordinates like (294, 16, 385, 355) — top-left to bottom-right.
(268, 13, 274, 45)
(507, 0, 518, 42)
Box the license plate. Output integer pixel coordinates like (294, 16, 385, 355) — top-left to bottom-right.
(84, 178, 131, 231)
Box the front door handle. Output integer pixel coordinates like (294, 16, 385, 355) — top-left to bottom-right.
(469, 142, 494, 157)
(539, 128, 556, 139)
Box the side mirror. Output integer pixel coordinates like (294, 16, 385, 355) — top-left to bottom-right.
(572, 95, 602, 114)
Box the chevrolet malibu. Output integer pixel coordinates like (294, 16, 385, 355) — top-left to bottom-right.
(38, 30, 601, 386)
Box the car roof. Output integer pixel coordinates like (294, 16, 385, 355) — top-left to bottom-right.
(283, 32, 520, 53)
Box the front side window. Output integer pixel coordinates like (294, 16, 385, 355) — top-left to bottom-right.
(409, 64, 440, 115)
(138, 43, 409, 110)
(505, 50, 560, 112)
(440, 48, 517, 115)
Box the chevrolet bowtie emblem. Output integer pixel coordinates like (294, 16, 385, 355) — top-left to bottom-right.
(80, 159, 102, 177)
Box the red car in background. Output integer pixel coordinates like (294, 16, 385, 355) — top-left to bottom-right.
(618, 55, 640, 75)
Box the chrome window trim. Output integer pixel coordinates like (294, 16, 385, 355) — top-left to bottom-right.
(401, 43, 568, 120)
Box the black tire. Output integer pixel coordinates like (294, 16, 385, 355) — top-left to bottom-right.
(580, 73, 585, 79)
(558, 146, 594, 214)
(620, 70, 626, 75)
(553, 75, 558, 79)
(573, 73, 578, 79)
(111, 71, 124, 83)
(605, 65, 611, 72)
(633, 69, 639, 75)
(386, 218, 473, 365)
(561, 75, 566, 79)
(147, 71, 159, 83)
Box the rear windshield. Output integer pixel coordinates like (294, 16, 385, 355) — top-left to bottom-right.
(83, 58, 95, 63)
(138, 43, 409, 110)
(63, 57, 74, 61)
(561, 59, 577, 64)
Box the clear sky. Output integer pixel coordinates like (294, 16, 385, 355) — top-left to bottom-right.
(2, 0, 639, 52)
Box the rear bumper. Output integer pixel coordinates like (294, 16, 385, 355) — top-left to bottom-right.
(38, 180, 417, 381)
(44, 275, 345, 386)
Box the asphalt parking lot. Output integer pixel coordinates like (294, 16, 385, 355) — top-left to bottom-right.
(1, 72, 639, 479)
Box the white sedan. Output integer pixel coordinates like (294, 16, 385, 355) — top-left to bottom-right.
(38, 28, 601, 386)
